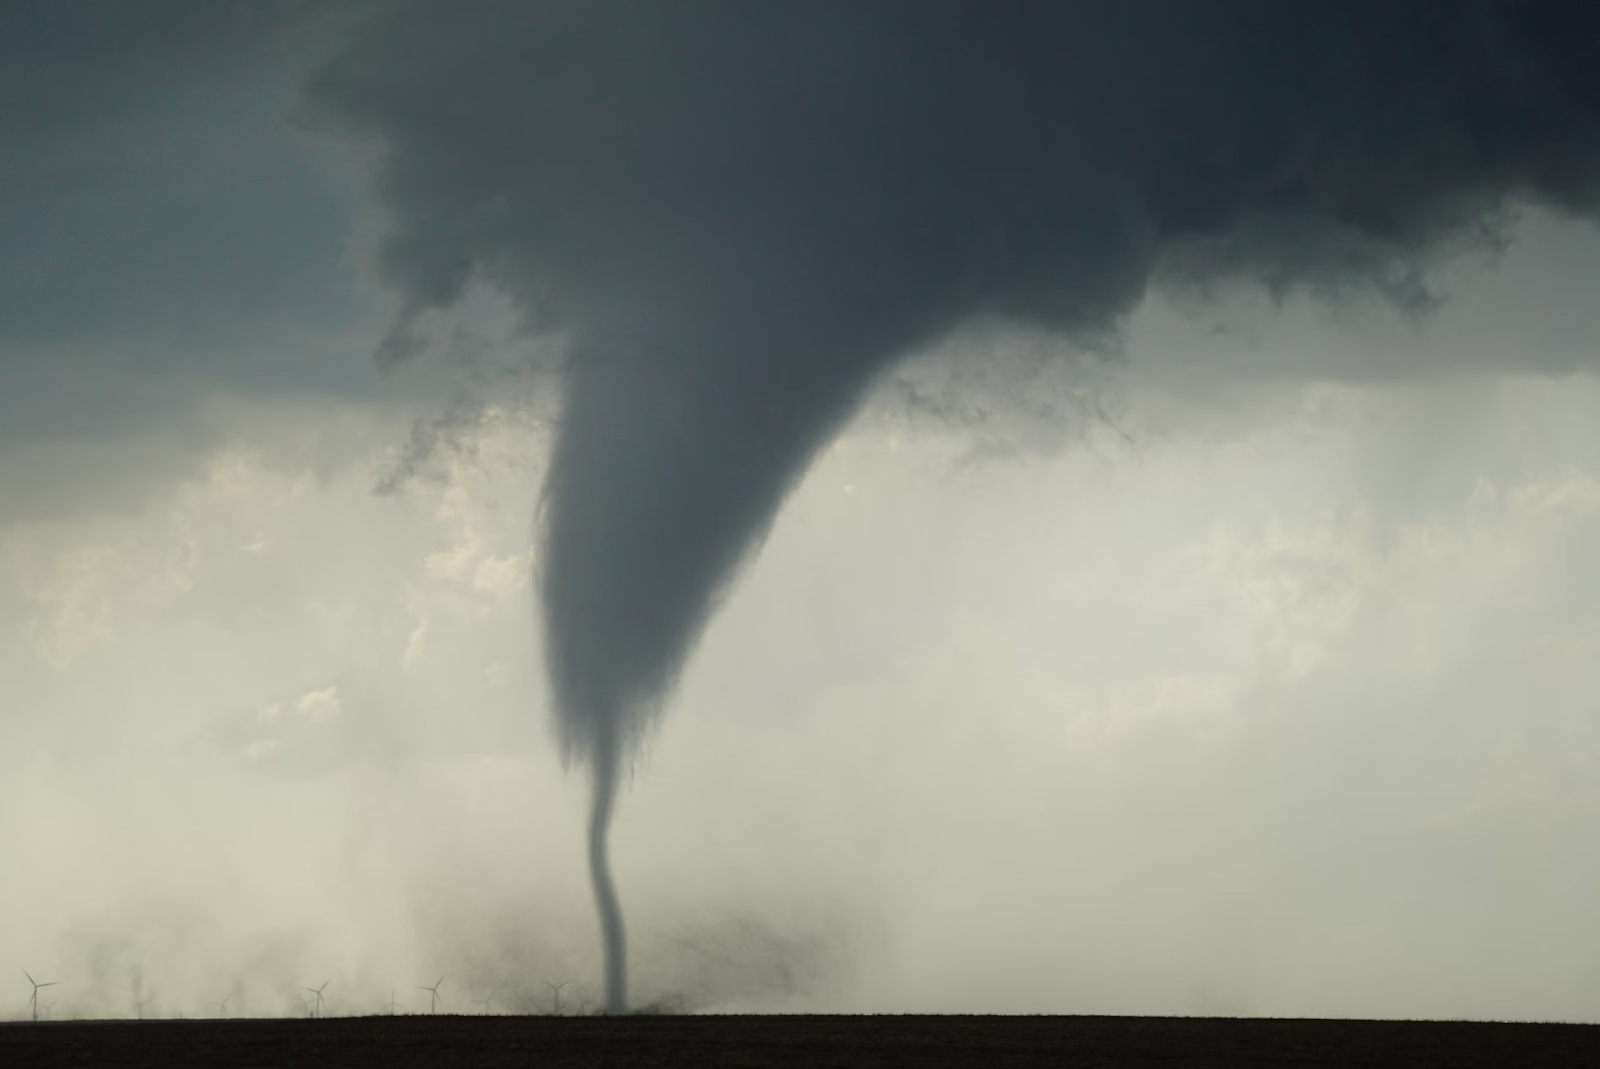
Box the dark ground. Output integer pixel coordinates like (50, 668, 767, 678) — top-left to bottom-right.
(2, 1013, 1597, 1068)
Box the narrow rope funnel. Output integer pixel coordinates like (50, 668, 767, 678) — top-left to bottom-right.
(587, 722, 628, 1014)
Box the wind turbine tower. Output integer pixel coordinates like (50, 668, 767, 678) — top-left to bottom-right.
(22, 970, 60, 1024)
(302, 980, 330, 1019)
(418, 975, 445, 1015)
(543, 979, 569, 1016)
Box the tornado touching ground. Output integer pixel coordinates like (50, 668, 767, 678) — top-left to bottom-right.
(307, 2, 1600, 1012)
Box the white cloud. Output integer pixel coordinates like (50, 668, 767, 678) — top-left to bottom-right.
(295, 686, 342, 722)
(13, 543, 124, 668)
(1506, 470, 1600, 517)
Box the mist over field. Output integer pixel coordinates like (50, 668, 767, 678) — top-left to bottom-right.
(4, 1, 1600, 1024)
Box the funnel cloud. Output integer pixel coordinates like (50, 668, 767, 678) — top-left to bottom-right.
(305, 1, 1600, 1011)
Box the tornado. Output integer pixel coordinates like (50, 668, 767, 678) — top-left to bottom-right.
(308, 1, 1600, 1013)
(539, 341, 905, 1010)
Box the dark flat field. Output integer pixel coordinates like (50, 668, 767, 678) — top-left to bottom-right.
(2, 1013, 1596, 1068)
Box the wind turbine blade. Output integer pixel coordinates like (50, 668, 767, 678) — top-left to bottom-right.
(21, 969, 34, 985)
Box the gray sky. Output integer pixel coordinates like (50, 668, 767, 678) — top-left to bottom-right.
(3, 1, 1600, 1021)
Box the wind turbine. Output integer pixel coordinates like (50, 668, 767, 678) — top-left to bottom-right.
(134, 995, 154, 1020)
(543, 979, 569, 1016)
(211, 995, 232, 1018)
(296, 994, 315, 1018)
(418, 975, 445, 1015)
(474, 996, 494, 1015)
(22, 969, 59, 1023)
(302, 980, 330, 1019)
(383, 989, 402, 1016)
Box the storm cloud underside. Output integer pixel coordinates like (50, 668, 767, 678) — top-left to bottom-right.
(306, 1, 1600, 1011)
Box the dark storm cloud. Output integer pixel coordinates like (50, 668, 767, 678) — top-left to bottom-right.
(0, 1, 365, 445)
(305, 0, 1600, 1009)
